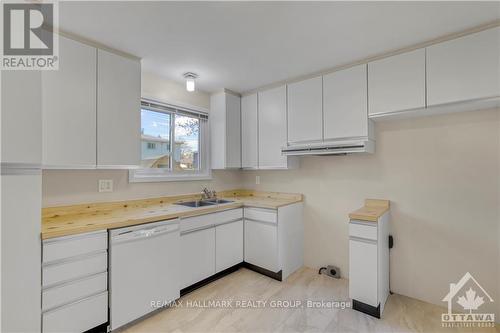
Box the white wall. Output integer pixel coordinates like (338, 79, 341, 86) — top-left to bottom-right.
(240, 108, 499, 316)
(141, 71, 210, 109)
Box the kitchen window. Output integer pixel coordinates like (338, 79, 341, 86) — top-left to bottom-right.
(129, 100, 210, 182)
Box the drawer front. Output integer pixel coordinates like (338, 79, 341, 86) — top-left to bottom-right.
(244, 207, 277, 224)
(43, 231, 108, 263)
(349, 221, 377, 240)
(43, 272, 107, 311)
(42, 291, 108, 333)
(43, 252, 107, 287)
(181, 208, 243, 232)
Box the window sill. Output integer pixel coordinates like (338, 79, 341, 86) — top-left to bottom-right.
(128, 170, 213, 183)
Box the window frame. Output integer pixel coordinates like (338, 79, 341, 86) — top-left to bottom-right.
(129, 99, 211, 183)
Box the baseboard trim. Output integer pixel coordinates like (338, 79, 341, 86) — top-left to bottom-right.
(243, 262, 282, 281)
(352, 299, 380, 318)
(180, 263, 243, 296)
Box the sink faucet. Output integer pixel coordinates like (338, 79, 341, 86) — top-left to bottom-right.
(201, 187, 217, 200)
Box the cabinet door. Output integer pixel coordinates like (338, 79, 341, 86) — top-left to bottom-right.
(244, 220, 279, 272)
(97, 49, 141, 167)
(215, 220, 243, 272)
(225, 93, 241, 168)
(368, 49, 425, 115)
(287, 76, 323, 143)
(1, 71, 42, 165)
(180, 227, 215, 289)
(427, 27, 500, 106)
(323, 65, 368, 140)
(258, 86, 287, 169)
(42, 36, 96, 167)
(241, 94, 258, 168)
(349, 239, 378, 307)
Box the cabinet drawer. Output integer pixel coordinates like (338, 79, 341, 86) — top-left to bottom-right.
(42, 291, 108, 333)
(244, 207, 277, 224)
(43, 231, 107, 263)
(349, 221, 377, 240)
(43, 272, 107, 311)
(181, 208, 243, 232)
(43, 252, 107, 287)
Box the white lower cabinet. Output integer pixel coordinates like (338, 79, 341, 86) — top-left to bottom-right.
(42, 292, 108, 333)
(349, 214, 389, 318)
(180, 226, 216, 289)
(42, 231, 108, 333)
(244, 204, 304, 280)
(244, 219, 279, 272)
(349, 238, 378, 306)
(215, 220, 244, 272)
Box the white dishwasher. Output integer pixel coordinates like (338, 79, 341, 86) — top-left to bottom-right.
(109, 218, 180, 331)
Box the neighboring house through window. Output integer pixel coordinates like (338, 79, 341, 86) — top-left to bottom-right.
(129, 99, 210, 182)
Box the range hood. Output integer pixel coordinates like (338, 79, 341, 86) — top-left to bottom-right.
(282, 138, 375, 156)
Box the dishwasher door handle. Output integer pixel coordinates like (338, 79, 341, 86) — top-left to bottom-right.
(112, 224, 179, 244)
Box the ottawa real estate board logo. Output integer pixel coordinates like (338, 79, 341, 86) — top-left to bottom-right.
(1, 0, 59, 70)
(442, 272, 495, 328)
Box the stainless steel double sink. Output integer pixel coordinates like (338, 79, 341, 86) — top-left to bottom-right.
(175, 199, 234, 208)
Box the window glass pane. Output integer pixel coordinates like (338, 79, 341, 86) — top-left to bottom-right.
(174, 115, 199, 171)
(141, 109, 171, 168)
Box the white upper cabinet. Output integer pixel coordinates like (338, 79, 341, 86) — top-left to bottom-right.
(210, 91, 241, 169)
(323, 64, 369, 140)
(42, 36, 97, 168)
(287, 76, 323, 144)
(97, 49, 141, 167)
(1, 71, 42, 165)
(368, 49, 426, 115)
(427, 27, 500, 106)
(241, 93, 258, 168)
(258, 86, 290, 169)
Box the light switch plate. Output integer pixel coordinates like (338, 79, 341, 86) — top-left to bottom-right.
(98, 179, 113, 192)
(255, 175, 260, 185)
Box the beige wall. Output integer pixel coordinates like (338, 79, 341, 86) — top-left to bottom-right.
(240, 108, 499, 316)
(42, 169, 241, 206)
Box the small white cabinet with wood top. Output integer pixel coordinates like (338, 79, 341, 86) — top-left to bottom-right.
(210, 91, 241, 169)
(241, 93, 258, 169)
(97, 49, 141, 168)
(426, 27, 500, 106)
(349, 200, 390, 318)
(368, 49, 426, 115)
(287, 76, 323, 144)
(42, 35, 97, 168)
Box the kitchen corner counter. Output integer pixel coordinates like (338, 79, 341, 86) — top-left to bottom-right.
(348, 199, 390, 222)
(41, 189, 303, 240)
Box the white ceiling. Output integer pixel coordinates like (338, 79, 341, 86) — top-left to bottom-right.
(59, 1, 500, 93)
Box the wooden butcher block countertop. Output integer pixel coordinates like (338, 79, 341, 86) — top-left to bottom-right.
(349, 199, 390, 222)
(42, 189, 303, 240)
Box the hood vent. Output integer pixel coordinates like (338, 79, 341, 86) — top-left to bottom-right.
(282, 139, 375, 156)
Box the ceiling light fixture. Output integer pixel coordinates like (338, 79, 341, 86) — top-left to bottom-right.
(183, 72, 198, 92)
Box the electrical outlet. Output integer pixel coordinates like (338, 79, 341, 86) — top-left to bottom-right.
(255, 175, 260, 185)
(98, 179, 113, 193)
